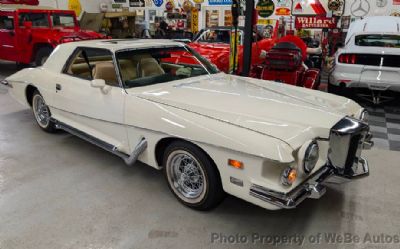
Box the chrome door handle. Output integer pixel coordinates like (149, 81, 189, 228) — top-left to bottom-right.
(56, 84, 62, 91)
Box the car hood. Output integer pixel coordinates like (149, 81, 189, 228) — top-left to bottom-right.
(33, 28, 103, 41)
(131, 73, 361, 149)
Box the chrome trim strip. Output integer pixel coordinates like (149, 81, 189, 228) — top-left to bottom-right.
(54, 120, 147, 166)
(250, 158, 370, 209)
(250, 166, 333, 209)
(49, 106, 290, 163)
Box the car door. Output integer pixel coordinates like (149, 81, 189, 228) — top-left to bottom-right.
(51, 47, 130, 153)
(0, 11, 18, 61)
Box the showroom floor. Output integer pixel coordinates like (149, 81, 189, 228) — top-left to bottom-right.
(1, 60, 400, 249)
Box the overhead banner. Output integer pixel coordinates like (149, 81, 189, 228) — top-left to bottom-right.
(295, 16, 338, 29)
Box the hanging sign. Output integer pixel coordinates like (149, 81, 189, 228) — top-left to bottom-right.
(256, 0, 275, 18)
(295, 16, 337, 29)
(129, 0, 145, 7)
(208, 0, 232, 5)
(350, 0, 370, 17)
(68, 0, 82, 17)
(257, 19, 275, 25)
(257, 19, 276, 38)
(275, 7, 291, 16)
(153, 0, 163, 7)
(111, 3, 122, 9)
(183, 0, 193, 12)
(165, 0, 175, 11)
(229, 30, 241, 74)
(191, 8, 199, 33)
(292, 0, 344, 16)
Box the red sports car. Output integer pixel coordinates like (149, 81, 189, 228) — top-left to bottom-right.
(188, 26, 278, 74)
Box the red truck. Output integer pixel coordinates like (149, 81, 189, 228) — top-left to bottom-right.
(0, 3, 105, 66)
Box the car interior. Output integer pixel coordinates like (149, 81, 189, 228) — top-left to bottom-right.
(65, 47, 215, 89)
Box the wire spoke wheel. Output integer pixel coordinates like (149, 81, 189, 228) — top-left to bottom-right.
(166, 150, 207, 204)
(32, 94, 50, 128)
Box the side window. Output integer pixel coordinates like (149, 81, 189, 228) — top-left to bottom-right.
(64, 48, 119, 87)
(0, 16, 14, 30)
(19, 13, 49, 27)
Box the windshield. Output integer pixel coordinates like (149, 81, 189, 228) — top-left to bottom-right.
(51, 13, 76, 28)
(355, 35, 400, 48)
(116, 46, 219, 89)
(197, 30, 232, 44)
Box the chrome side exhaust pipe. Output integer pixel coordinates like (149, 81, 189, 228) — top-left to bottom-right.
(124, 137, 148, 166)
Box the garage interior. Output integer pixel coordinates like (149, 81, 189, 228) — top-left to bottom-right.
(1, 0, 400, 248)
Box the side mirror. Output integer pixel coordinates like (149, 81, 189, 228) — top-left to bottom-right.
(91, 79, 111, 94)
(91, 79, 106, 88)
(259, 50, 267, 59)
(23, 21, 33, 29)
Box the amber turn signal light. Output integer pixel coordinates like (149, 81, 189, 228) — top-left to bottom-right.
(228, 159, 243, 169)
(281, 167, 297, 186)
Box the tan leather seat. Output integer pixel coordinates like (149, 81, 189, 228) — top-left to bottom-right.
(92, 62, 119, 86)
(138, 58, 165, 77)
(119, 59, 137, 82)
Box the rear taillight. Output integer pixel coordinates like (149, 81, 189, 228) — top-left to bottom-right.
(338, 54, 357, 64)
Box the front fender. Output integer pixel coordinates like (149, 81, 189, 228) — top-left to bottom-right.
(125, 97, 295, 164)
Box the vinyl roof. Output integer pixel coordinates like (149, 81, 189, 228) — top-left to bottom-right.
(59, 39, 185, 52)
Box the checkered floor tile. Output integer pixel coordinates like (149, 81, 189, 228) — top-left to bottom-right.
(320, 71, 400, 152)
(364, 105, 400, 151)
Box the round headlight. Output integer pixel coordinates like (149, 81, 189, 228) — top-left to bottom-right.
(360, 110, 369, 122)
(304, 142, 319, 174)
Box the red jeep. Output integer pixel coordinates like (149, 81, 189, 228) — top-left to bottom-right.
(0, 4, 106, 66)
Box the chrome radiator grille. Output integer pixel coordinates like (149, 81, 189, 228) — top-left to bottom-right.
(328, 117, 369, 176)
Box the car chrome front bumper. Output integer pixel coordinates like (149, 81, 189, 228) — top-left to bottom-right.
(249, 158, 369, 209)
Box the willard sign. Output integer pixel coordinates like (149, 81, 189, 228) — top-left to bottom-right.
(295, 16, 337, 29)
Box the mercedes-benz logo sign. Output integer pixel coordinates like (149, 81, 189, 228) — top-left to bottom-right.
(351, 0, 370, 17)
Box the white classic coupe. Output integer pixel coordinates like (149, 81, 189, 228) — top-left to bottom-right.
(2, 39, 373, 210)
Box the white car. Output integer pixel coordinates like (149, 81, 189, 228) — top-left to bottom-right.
(329, 16, 400, 104)
(2, 39, 373, 211)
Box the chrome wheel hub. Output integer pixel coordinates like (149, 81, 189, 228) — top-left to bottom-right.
(167, 150, 206, 203)
(33, 95, 50, 127)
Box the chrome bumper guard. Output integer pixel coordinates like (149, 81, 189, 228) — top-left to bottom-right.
(249, 158, 369, 209)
